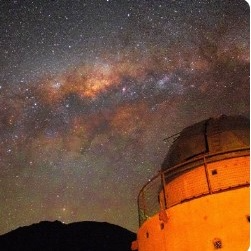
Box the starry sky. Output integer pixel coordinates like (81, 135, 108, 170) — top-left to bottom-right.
(0, 0, 249, 234)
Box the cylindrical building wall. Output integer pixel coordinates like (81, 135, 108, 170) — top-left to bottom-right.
(137, 186, 249, 250)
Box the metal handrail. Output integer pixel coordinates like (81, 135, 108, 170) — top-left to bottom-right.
(138, 147, 250, 226)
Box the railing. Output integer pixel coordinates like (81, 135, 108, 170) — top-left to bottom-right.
(138, 148, 250, 226)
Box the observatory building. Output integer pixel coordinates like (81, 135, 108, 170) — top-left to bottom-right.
(132, 115, 250, 251)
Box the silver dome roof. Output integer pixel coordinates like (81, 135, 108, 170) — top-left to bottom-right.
(161, 115, 250, 170)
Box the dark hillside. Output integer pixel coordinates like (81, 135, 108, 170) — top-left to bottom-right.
(0, 221, 136, 251)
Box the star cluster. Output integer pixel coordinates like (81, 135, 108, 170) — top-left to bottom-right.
(0, 0, 249, 234)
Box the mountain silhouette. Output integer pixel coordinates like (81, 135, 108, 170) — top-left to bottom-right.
(0, 221, 136, 251)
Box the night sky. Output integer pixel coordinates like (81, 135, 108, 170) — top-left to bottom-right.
(0, 0, 249, 234)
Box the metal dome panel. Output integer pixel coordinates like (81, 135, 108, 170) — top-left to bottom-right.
(161, 115, 250, 170)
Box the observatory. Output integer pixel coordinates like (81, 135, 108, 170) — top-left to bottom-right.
(132, 115, 250, 251)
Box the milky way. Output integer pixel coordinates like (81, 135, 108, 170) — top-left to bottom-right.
(0, 0, 249, 234)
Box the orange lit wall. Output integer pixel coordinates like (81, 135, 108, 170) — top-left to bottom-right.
(136, 156, 250, 251)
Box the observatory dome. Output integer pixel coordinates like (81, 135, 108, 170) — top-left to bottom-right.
(161, 115, 250, 170)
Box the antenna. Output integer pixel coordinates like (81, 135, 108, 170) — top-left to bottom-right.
(163, 132, 180, 144)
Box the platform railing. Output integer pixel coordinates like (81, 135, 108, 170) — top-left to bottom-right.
(138, 148, 250, 226)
